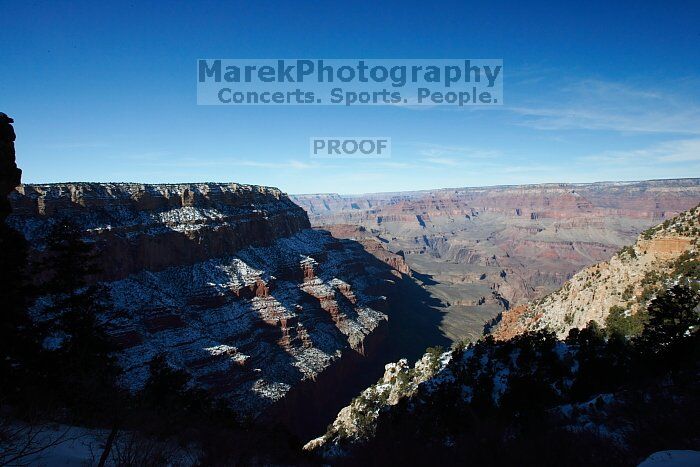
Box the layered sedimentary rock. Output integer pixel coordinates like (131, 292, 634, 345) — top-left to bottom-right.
(322, 224, 411, 276)
(295, 180, 700, 226)
(491, 205, 699, 339)
(11, 183, 310, 280)
(305, 205, 700, 462)
(293, 180, 700, 342)
(8, 183, 401, 418)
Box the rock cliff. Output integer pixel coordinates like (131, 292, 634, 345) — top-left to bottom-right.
(0, 113, 21, 220)
(491, 204, 699, 339)
(10, 183, 310, 280)
(293, 180, 700, 342)
(322, 224, 412, 276)
(8, 183, 403, 424)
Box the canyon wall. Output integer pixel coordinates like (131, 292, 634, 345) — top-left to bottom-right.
(305, 205, 700, 462)
(295, 180, 700, 226)
(293, 180, 700, 342)
(8, 183, 414, 431)
(10, 183, 310, 280)
(492, 205, 699, 339)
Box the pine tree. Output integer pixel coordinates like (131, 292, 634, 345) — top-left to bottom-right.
(38, 220, 121, 416)
(636, 284, 700, 375)
(644, 284, 700, 343)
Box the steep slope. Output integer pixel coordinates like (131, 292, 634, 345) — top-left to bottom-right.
(492, 204, 699, 339)
(7, 183, 410, 430)
(307, 321, 699, 465)
(305, 206, 700, 464)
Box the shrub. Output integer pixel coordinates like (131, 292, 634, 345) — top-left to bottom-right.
(605, 305, 646, 337)
(641, 227, 657, 240)
(619, 245, 637, 259)
(425, 346, 445, 373)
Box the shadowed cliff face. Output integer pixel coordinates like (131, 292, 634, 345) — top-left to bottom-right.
(304, 206, 700, 463)
(293, 179, 700, 343)
(8, 182, 449, 438)
(0, 113, 21, 220)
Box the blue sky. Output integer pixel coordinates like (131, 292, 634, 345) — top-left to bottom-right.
(1, 0, 699, 194)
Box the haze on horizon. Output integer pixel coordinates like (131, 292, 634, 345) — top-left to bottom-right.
(1, 0, 699, 194)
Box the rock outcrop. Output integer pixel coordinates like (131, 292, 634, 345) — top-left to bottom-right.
(322, 224, 412, 277)
(0, 113, 21, 220)
(304, 348, 449, 457)
(10, 183, 310, 280)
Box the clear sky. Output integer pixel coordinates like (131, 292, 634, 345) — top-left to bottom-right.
(1, 0, 699, 194)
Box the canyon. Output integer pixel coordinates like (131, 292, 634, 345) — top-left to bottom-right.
(304, 204, 700, 463)
(7, 182, 448, 440)
(293, 179, 700, 342)
(5, 175, 700, 448)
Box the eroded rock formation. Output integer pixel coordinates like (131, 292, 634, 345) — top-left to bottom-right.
(304, 206, 700, 462)
(0, 113, 21, 220)
(323, 224, 412, 277)
(11, 183, 310, 280)
(293, 180, 700, 342)
(491, 205, 700, 339)
(8, 183, 405, 424)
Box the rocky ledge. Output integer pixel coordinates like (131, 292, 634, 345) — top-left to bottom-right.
(10, 183, 310, 280)
(0, 113, 21, 220)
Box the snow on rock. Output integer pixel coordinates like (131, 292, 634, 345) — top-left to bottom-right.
(9, 183, 395, 418)
(104, 228, 390, 415)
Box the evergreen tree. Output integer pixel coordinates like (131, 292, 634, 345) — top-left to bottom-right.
(605, 305, 647, 338)
(636, 284, 700, 375)
(140, 355, 239, 432)
(643, 284, 700, 344)
(38, 220, 121, 416)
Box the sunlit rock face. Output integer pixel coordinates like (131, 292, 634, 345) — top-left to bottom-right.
(492, 205, 700, 339)
(8, 183, 399, 416)
(10, 183, 310, 280)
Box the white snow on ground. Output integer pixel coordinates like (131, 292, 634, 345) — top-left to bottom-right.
(9, 184, 395, 422)
(8, 183, 305, 242)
